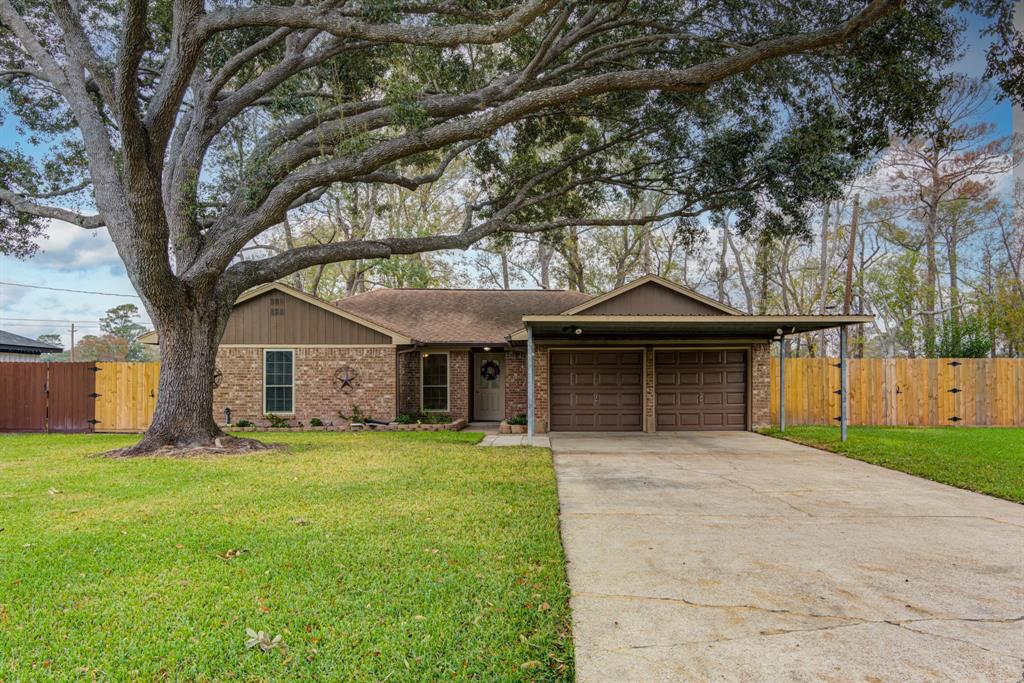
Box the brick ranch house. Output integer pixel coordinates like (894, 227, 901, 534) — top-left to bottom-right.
(140, 275, 868, 434)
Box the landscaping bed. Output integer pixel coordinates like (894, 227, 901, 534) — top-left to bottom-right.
(225, 418, 467, 433)
(0, 431, 573, 680)
(762, 425, 1024, 504)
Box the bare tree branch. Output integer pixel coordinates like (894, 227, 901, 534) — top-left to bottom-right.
(0, 187, 106, 228)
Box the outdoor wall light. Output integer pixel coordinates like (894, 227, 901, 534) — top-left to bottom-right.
(483, 346, 491, 351)
(224, 407, 232, 425)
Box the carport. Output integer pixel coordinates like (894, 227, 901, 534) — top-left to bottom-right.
(514, 311, 872, 443)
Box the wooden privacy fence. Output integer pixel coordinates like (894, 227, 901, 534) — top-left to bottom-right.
(94, 362, 160, 432)
(770, 358, 1024, 427)
(0, 362, 98, 432)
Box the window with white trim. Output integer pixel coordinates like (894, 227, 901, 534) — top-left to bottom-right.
(421, 352, 449, 412)
(264, 349, 294, 413)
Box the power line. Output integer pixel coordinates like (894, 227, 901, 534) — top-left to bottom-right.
(0, 321, 101, 328)
(1, 317, 107, 323)
(0, 280, 141, 298)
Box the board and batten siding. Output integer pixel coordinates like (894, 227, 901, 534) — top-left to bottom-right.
(221, 291, 392, 345)
(581, 281, 725, 315)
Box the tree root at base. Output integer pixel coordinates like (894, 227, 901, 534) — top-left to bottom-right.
(103, 434, 278, 458)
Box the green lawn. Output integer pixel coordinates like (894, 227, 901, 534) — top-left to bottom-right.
(0, 431, 573, 681)
(761, 426, 1024, 504)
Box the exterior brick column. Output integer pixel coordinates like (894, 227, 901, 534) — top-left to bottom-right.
(448, 350, 470, 422)
(504, 348, 527, 420)
(750, 343, 771, 429)
(532, 344, 549, 433)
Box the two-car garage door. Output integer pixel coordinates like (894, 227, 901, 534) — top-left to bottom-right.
(549, 348, 747, 431)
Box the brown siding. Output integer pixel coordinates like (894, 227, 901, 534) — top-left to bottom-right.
(582, 281, 727, 315)
(221, 291, 391, 345)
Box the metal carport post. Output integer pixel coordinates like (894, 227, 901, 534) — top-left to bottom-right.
(779, 331, 786, 432)
(840, 323, 848, 442)
(527, 323, 535, 445)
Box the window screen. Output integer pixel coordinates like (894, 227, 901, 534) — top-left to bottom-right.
(264, 350, 294, 413)
(421, 353, 448, 411)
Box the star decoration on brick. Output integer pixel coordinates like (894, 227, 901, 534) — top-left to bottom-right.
(334, 365, 356, 391)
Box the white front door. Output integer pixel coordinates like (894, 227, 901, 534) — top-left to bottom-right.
(473, 353, 505, 421)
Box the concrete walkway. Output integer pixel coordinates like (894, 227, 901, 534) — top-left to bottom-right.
(552, 431, 1024, 682)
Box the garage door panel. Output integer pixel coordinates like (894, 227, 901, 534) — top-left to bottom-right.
(702, 370, 725, 384)
(655, 350, 747, 431)
(550, 350, 644, 432)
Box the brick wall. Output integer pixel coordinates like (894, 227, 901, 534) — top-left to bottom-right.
(532, 345, 549, 433)
(750, 343, 771, 428)
(504, 349, 527, 420)
(395, 349, 471, 421)
(448, 350, 470, 422)
(214, 346, 396, 426)
(397, 350, 420, 416)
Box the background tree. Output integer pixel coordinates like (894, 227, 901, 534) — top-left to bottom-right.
(100, 303, 158, 361)
(0, 0, 1016, 452)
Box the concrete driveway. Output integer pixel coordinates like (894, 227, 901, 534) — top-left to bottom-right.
(552, 431, 1024, 682)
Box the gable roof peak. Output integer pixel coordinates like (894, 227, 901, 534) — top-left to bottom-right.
(561, 274, 742, 316)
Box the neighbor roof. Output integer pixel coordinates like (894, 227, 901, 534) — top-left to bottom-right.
(0, 329, 63, 354)
(333, 288, 593, 344)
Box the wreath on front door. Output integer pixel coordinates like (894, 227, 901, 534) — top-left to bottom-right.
(480, 360, 501, 381)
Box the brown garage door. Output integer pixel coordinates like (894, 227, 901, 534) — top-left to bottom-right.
(550, 350, 643, 431)
(656, 350, 747, 430)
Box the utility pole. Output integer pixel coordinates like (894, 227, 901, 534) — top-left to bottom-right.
(70, 323, 75, 362)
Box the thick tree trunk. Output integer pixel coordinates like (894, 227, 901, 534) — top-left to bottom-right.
(118, 298, 268, 455)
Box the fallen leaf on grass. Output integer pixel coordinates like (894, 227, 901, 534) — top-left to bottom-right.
(292, 518, 310, 526)
(47, 488, 62, 496)
(218, 549, 247, 561)
(244, 628, 286, 654)
(520, 660, 542, 670)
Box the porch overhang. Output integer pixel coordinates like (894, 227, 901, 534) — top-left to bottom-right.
(509, 314, 873, 341)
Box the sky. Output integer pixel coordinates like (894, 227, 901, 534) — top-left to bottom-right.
(0, 9, 1018, 349)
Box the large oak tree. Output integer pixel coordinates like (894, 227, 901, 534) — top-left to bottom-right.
(0, 0, 1016, 452)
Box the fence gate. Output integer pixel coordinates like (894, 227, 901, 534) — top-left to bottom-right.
(1, 363, 48, 431)
(0, 362, 96, 432)
(47, 363, 97, 432)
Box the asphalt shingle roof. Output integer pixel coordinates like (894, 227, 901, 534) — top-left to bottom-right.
(0, 329, 63, 353)
(333, 288, 592, 344)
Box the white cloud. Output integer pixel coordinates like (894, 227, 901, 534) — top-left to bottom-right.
(0, 285, 27, 308)
(28, 220, 125, 273)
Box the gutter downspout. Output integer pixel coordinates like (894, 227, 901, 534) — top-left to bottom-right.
(527, 324, 535, 445)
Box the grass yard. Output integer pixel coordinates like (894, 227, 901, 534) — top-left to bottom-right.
(762, 425, 1024, 504)
(0, 431, 573, 681)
